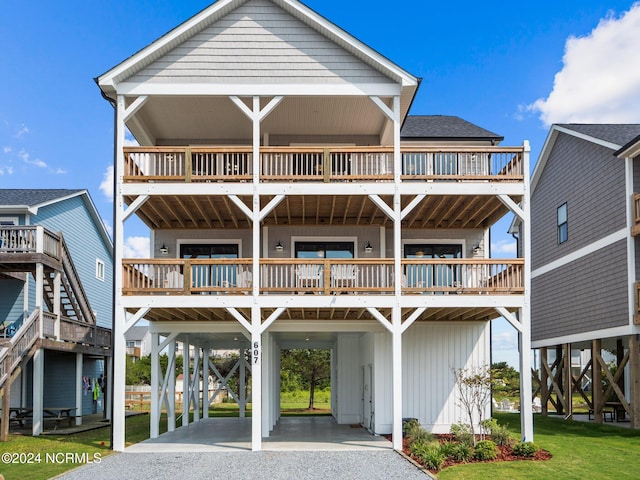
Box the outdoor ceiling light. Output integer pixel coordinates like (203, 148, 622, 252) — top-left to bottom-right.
(275, 241, 284, 252)
(160, 243, 169, 255)
(364, 241, 373, 253)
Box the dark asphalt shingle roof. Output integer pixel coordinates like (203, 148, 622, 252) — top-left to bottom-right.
(0, 189, 83, 207)
(401, 115, 503, 141)
(557, 124, 640, 147)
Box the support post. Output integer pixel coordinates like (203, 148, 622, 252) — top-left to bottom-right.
(150, 332, 160, 438)
(540, 347, 548, 415)
(168, 340, 176, 431)
(53, 271, 61, 340)
(32, 349, 44, 436)
(112, 94, 127, 451)
(519, 308, 534, 441)
(251, 306, 262, 451)
(202, 347, 208, 420)
(563, 343, 572, 419)
(1, 378, 10, 441)
(76, 353, 83, 426)
(182, 337, 190, 427)
(240, 348, 246, 418)
(592, 339, 603, 423)
(629, 334, 640, 429)
(193, 346, 200, 422)
(555, 345, 564, 415)
(391, 307, 403, 452)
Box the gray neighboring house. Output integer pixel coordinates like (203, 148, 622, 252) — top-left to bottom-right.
(125, 325, 152, 360)
(530, 124, 640, 426)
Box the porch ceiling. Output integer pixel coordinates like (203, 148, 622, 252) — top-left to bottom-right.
(129, 96, 389, 145)
(127, 306, 504, 324)
(125, 193, 517, 230)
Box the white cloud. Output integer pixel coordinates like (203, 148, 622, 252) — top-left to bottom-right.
(15, 124, 29, 138)
(3, 146, 11, 154)
(54, 168, 68, 174)
(123, 236, 150, 258)
(124, 137, 139, 147)
(100, 165, 114, 201)
(530, 3, 640, 125)
(491, 239, 517, 256)
(18, 149, 47, 168)
(0, 166, 14, 175)
(493, 331, 517, 351)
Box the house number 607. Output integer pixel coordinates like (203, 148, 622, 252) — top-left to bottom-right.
(253, 341, 260, 364)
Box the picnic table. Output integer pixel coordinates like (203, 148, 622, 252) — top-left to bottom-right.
(8, 406, 76, 429)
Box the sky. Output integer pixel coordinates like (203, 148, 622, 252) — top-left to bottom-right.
(2, 0, 640, 366)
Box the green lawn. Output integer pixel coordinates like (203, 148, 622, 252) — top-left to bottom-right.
(439, 413, 640, 480)
(5, 410, 639, 480)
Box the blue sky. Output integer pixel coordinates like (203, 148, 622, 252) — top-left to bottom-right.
(2, 0, 640, 366)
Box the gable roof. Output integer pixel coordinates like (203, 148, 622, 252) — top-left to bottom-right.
(97, 0, 418, 92)
(531, 123, 640, 193)
(615, 134, 640, 158)
(401, 115, 503, 142)
(124, 325, 150, 342)
(0, 189, 113, 254)
(557, 124, 640, 147)
(0, 189, 84, 208)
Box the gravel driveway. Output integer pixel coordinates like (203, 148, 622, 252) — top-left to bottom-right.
(55, 450, 429, 480)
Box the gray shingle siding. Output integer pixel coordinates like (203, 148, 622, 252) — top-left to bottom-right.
(531, 133, 626, 270)
(532, 239, 628, 342)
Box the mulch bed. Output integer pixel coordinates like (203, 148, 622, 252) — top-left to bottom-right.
(385, 434, 552, 473)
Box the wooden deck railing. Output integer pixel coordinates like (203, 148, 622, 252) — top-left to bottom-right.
(122, 258, 524, 296)
(632, 194, 640, 236)
(0, 226, 60, 259)
(123, 146, 524, 183)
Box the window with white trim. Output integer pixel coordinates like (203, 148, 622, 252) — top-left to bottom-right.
(96, 259, 105, 281)
(0, 217, 18, 226)
(557, 203, 568, 244)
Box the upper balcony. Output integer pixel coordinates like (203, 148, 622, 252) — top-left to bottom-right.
(0, 226, 61, 272)
(123, 145, 523, 184)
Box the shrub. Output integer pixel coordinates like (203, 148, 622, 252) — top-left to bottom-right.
(410, 440, 445, 471)
(451, 423, 474, 447)
(481, 418, 514, 446)
(439, 441, 457, 458)
(450, 442, 473, 463)
(513, 441, 540, 457)
(404, 419, 434, 444)
(473, 439, 499, 461)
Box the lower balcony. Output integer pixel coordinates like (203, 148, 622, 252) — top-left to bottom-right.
(122, 258, 524, 296)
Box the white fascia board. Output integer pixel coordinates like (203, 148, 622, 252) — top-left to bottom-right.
(149, 322, 252, 334)
(114, 82, 402, 97)
(400, 295, 525, 309)
(122, 182, 523, 197)
(532, 325, 633, 349)
(120, 296, 255, 309)
(532, 125, 622, 194)
(616, 138, 640, 158)
(0, 205, 35, 215)
(554, 125, 622, 151)
(98, 0, 238, 88)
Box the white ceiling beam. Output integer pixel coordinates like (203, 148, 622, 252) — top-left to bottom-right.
(401, 307, 426, 334)
(498, 195, 524, 221)
(366, 307, 393, 333)
(495, 307, 523, 333)
(259, 194, 285, 222)
(260, 307, 286, 334)
(123, 195, 149, 221)
(123, 96, 148, 123)
(368, 194, 394, 220)
(227, 194, 253, 219)
(123, 307, 150, 333)
(401, 195, 425, 220)
(226, 307, 252, 334)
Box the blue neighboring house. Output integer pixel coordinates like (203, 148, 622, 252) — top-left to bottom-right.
(0, 189, 113, 438)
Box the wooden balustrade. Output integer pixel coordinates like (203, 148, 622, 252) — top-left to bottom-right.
(633, 193, 640, 236)
(123, 146, 524, 183)
(122, 258, 524, 295)
(0, 226, 60, 260)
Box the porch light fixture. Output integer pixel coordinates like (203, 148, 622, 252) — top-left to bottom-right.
(473, 244, 482, 254)
(364, 241, 373, 253)
(275, 241, 284, 252)
(160, 243, 169, 255)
